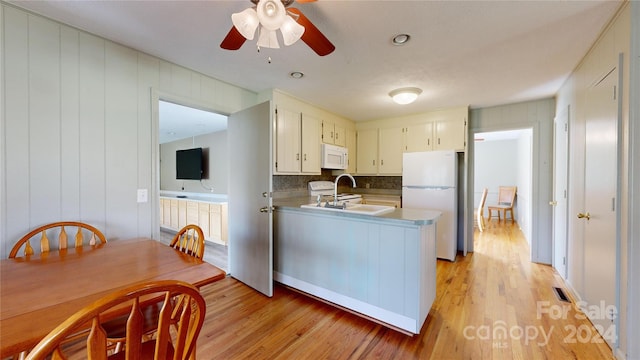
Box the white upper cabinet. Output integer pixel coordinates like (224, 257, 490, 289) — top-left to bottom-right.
(356, 128, 378, 175)
(378, 127, 404, 175)
(322, 120, 346, 147)
(275, 107, 302, 174)
(434, 117, 466, 151)
(355, 106, 468, 175)
(345, 128, 357, 174)
(274, 107, 322, 175)
(301, 114, 322, 173)
(404, 123, 434, 152)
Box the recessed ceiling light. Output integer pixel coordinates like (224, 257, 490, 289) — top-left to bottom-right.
(290, 71, 304, 79)
(392, 34, 410, 45)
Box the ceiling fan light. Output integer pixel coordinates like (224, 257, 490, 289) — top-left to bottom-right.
(257, 0, 286, 31)
(389, 87, 422, 105)
(257, 28, 280, 48)
(231, 8, 259, 40)
(280, 15, 305, 46)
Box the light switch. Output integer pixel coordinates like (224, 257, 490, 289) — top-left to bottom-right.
(137, 189, 148, 203)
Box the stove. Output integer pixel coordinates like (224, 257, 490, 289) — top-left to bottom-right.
(308, 181, 362, 204)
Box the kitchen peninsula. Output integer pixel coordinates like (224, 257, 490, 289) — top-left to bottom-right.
(274, 199, 441, 334)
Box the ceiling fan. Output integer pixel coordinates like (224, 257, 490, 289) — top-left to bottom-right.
(220, 0, 335, 56)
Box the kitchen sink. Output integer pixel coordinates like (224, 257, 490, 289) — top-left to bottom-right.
(300, 203, 395, 216)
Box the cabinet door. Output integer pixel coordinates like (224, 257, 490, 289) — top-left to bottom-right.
(378, 127, 403, 174)
(301, 114, 321, 173)
(178, 200, 187, 228)
(170, 200, 179, 229)
(334, 124, 346, 146)
(356, 129, 378, 174)
(198, 203, 210, 239)
(345, 128, 357, 174)
(275, 108, 301, 173)
(186, 201, 199, 225)
(209, 203, 222, 242)
(322, 120, 335, 144)
(405, 123, 433, 152)
(161, 199, 172, 227)
(435, 118, 466, 151)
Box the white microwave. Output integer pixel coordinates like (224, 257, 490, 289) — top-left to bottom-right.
(321, 144, 348, 170)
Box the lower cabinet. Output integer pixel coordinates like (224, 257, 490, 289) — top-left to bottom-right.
(160, 198, 228, 246)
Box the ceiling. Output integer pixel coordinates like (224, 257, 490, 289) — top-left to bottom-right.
(159, 101, 227, 144)
(8, 0, 622, 124)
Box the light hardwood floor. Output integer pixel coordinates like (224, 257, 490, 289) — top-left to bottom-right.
(57, 221, 613, 359)
(195, 220, 614, 359)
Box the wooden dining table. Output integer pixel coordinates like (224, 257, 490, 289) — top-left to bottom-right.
(0, 237, 226, 358)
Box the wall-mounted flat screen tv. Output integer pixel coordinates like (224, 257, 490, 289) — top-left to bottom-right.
(176, 147, 203, 180)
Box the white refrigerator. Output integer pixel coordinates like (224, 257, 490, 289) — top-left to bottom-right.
(402, 150, 458, 261)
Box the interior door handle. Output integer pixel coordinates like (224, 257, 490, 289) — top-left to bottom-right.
(577, 212, 590, 220)
(549, 201, 558, 206)
(259, 206, 274, 213)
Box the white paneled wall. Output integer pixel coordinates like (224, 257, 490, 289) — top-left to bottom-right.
(1, 4, 257, 256)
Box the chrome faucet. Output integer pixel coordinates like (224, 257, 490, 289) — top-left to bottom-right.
(333, 173, 357, 206)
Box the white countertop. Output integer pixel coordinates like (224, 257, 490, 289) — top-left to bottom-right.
(160, 190, 227, 203)
(274, 197, 440, 226)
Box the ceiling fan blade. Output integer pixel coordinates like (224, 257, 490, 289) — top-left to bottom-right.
(220, 26, 247, 50)
(287, 7, 335, 56)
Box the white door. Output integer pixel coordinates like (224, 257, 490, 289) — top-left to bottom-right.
(228, 101, 273, 297)
(552, 105, 569, 279)
(582, 67, 618, 345)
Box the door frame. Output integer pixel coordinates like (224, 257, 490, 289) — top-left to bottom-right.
(150, 89, 230, 241)
(552, 105, 569, 279)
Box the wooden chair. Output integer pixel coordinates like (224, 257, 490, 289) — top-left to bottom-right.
(104, 225, 206, 353)
(9, 221, 106, 258)
(487, 186, 517, 222)
(476, 188, 488, 232)
(170, 224, 205, 260)
(24, 280, 206, 360)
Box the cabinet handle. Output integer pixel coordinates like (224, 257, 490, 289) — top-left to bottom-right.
(331, 131, 334, 139)
(304, 154, 307, 161)
(438, 138, 441, 145)
(373, 160, 375, 166)
(296, 153, 300, 160)
(427, 139, 430, 146)
(335, 133, 338, 140)
(381, 159, 384, 166)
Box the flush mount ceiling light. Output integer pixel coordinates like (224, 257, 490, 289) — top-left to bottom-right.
(389, 87, 422, 105)
(221, 0, 335, 56)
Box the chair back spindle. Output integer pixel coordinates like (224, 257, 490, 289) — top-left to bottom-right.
(10, 222, 106, 259)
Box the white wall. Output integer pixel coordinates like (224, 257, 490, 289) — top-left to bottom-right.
(160, 131, 229, 194)
(556, 3, 635, 357)
(0, 4, 257, 257)
(474, 131, 532, 244)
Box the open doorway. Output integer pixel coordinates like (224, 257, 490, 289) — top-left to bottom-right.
(157, 99, 229, 272)
(474, 129, 533, 248)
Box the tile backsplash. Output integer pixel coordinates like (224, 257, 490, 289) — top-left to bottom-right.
(273, 171, 402, 197)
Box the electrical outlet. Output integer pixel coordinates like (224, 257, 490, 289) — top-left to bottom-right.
(137, 189, 148, 203)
